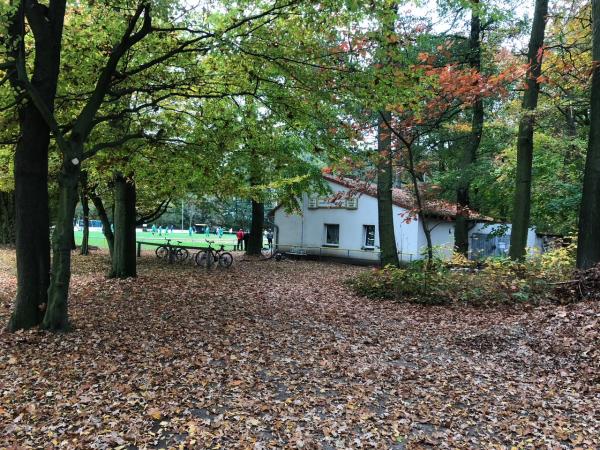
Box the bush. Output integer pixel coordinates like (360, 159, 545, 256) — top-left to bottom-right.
(349, 266, 455, 305)
(349, 250, 570, 307)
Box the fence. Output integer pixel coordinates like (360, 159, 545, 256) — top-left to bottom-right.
(275, 243, 415, 263)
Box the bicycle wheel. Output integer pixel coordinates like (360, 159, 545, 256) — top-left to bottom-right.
(261, 247, 273, 258)
(195, 251, 214, 267)
(156, 246, 169, 259)
(175, 248, 189, 262)
(218, 252, 233, 268)
(194, 250, 206, 266)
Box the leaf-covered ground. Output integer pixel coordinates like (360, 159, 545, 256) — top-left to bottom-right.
(0, 249, 598, 449)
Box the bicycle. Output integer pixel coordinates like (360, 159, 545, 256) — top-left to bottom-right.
(261, 245, 274, 259)
(155, 239, 189, 263)
(195, 240, 233, 268)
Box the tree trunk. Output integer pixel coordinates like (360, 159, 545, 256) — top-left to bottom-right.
(90, 191, 114, 257)
(8, 112, 53, 331)
(377, 112, 400, 267)
(7, 0, 66, 331)
(0, 191, 16, 246)
(577, 0, 600, 269)
(80, 175, 90, 256)
(43, 163, 79, 331)
(455, 0, 484, 257)
(69, 200, 77, 251)
(509, 0, 549, 260)
(246, 200, 264, 255)
(110, 173, 137, 278)
(404, 142, 434, 266)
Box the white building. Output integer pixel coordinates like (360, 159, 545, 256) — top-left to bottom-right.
(271, 174, 542, 263)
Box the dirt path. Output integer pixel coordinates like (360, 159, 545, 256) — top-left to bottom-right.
(0, 250, 598, 448)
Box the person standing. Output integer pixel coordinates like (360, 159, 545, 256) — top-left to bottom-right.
(188, 226, 193, 237)
(236, 228, 245, 251)
(151, 224, 157, 236)
(205, 225, 210, 237)
(267, 229, 273, 248)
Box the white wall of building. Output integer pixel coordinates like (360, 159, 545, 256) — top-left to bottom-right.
(273, 179, 544, 262)
(275, 180, 445, 262)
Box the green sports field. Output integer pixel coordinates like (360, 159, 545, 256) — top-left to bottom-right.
(74, 230, 246, 251)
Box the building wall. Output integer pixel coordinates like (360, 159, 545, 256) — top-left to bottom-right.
(468, 222, 543, 258)
(274, 208, 303, 248)
(417, 219, 456, 259)
(275, 180, 438, 262)
(273, 179, 545, 262)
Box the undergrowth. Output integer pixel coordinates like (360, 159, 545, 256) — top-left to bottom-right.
(349, 245, 577, 307)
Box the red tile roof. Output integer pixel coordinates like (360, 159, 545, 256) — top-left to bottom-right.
(322, 174, 493, 221)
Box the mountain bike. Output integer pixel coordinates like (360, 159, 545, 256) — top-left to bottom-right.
(195, 240, 233, 268)
(155, 239, 189, 263)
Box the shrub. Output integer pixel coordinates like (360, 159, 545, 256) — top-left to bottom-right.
(349, 255, 560, 307)
(350, 266, 455, 305)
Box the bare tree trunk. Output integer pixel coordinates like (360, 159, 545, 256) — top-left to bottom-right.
(0, 191, 15, 246)
(455, 0, 484, 257)
(90, 191, 114, 257)
(405, 143, 434, 265)
(509, 0, 549, 260)
(246, 200, 264, 255)
(80, 173, 90, 256)
(110, 173, 137, 278)
(377, 112, 400, 267)
(7, 0, 66, 331)
(43, 162, 79, 331)
(577, 0, 600, 269)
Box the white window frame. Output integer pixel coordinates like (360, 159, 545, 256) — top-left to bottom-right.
(363, 225, 375, 249)
(323, 223, 340, 247)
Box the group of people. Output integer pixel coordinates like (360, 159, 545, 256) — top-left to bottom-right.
(235, 228, 274, 251)
(151, 224, 175, 236)
(205, 226, 225, 238)
(150, 223, 274, 250)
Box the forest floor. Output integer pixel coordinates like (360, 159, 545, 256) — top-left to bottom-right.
(0, 249, 598, 449)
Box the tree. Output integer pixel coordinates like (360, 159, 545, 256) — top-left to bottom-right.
(455, 0, 484, 256)
(110, 173, 137, 278)
(577, 0, 600, 269)
(509, 0, 549, 260)
(376, 112, 400, 266)
(0, 191, 15, 245)
(79, 172, 90, 256)
(3, 0, 65, 331)
(3, 0, 309, 331)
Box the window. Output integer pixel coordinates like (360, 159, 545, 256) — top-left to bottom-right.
(308, 194, 357, 209)
(363, 225, 375, 248)
(324, 224, 340, 246)
(345, 197, 358, 209)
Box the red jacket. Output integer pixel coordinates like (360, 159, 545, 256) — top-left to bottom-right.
(236, 230, 244, 240)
